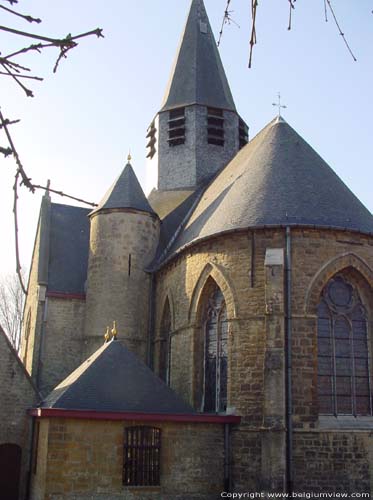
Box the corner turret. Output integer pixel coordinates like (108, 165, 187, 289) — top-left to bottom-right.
(84, 158, 160, 361)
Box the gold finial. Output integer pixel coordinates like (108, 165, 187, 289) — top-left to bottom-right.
(127, 150, 132, 163)
(111, 321, 118, 340)
(104, 326, 110, 343)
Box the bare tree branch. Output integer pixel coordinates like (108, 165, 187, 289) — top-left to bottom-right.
(0, 71, 43, 80)
(0, 2, 103, 290)
(33, 184, 98, 208)
(325, 0, 357, 61)
(248, 0, 258, 69)
(0, 271, 26, 350)
(0, 4, 41, 24)
(13, 170, 27, 294)
(0, 108, 34, 190)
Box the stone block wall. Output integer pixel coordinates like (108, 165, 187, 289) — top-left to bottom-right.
(157, 105, 239, 191)
(153, 227, 373, 492)
(0, 328, 39, 500)
(84, 210, 160, 361)
(37, 296, 86, 396)
(19, 209, 47, 382)
(293, 432, 372, 493)
(31, 418, 224, 500)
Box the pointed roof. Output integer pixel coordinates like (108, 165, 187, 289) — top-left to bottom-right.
(156, 117, 373, 264)
(90, 162, 155, 216)
(160, 0, 236, 112)
(41, 339, 195, 414)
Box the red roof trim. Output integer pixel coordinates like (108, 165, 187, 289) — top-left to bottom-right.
(29, 408, 241, 424)
(46, 291, 86, 300)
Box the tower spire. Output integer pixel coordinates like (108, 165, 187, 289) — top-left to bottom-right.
(161, 0, 236, 112)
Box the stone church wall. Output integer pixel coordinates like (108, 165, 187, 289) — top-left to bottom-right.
(37, 296, 86, 396)
(31, 418, 224, 499)
(0, 328, 39, 500)
(19, 216, 47, 381)
(154, 227, 373, 493)
(84, 210, 160, 361)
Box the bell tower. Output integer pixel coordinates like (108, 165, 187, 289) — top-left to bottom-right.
(147, 0, 248, 211)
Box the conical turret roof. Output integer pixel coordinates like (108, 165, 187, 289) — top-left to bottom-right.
(159, 117, 373, 262)
(160, 0, 236, 112)
(91, 161, 155, 216)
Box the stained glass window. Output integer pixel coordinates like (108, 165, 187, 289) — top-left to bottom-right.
(317, 276, 371, 416)
(204, 286, 228, 413)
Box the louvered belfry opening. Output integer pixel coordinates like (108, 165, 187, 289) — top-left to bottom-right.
(239, 118, 248, 149)
(146, 120, 157, 159)
(317, 275, 372, 416)
(123, 426, 161, 486)
(168, 107, 186, 146)
(207, 107, 224, 146)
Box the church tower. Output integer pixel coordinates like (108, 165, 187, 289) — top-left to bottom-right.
(84, 158, 160, 361)
(147, 0, 248, 212)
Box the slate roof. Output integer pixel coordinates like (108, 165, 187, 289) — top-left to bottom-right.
(90, 162, 155, 216)
(42, 339, 196, 415)
(48, 203, 90, 294)
(160, 0, 236, 112)
(157, 117, 373, 265)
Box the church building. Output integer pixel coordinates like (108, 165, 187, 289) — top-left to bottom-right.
(2, 0, 373, 498)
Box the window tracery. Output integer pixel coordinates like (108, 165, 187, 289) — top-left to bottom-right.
(203, 286, 228, 413)
(317, 275, 372, 416)
(159, 298, 171, 385)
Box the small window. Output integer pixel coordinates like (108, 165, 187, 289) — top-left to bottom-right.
(123, 426, 161, 486)
(168, 108, 185, 146)
(146, 121, 157, 160)
(239, 118, 248, 149)
(207, 107, 224, 146)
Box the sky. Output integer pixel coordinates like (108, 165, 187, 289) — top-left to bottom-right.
(1, 0, 372, 280)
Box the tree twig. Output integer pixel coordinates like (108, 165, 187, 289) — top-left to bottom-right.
(0, 71, 43, 80)
(325, 0, 357, 61)
(0, 145, 12, 156)
(288, 0, 296, 31)
(248, 0, 258, 68)
(0, 108, 34, 190)
(32, 185, 98, 207)
(218, 0, 231, 47)
(0, 61, 34, 96)
(12, 170, 27, 295)
(0, 4, 41, 24)
(0, 25, 103, 45)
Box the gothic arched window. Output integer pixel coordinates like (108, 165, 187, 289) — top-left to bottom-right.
(159, 298, 171, 384)
(203, 286, 228, 413)
(317, 275, 372, 416)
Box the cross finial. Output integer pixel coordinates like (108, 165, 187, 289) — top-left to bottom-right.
(272, 92, 287, 117)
